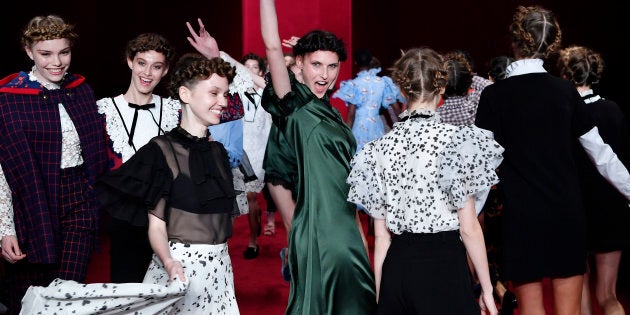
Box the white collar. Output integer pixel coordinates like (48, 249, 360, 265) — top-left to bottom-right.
(579, 89, 594, 97)
(505, 59, 546, 78)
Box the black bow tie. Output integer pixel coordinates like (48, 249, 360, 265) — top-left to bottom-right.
(127, 102, 156, 146)
(128, 102, 155, 109)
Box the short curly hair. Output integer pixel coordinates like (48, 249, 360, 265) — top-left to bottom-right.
(125, 33, 175, 66)
(168, 53, 236, 101)
(21, 15, 78, 49)
(292, 30, 347, 61)
(241, 52, 267, 74)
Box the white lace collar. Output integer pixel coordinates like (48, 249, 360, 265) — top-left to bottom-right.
(28, 66, 61, 90)
(505, 59, 546, 78)
(97, 94, 181, 162)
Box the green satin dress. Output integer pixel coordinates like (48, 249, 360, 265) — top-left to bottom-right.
(262, 74, 376, 315)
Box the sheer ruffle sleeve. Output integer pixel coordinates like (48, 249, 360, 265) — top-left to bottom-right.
(347, 141, 387, 219)
(96, 142, 172, 227)
(438, 125, 504, 212)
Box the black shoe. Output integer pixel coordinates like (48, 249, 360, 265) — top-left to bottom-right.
(499, 290, 517, 315)
(243, 245, 259, 259)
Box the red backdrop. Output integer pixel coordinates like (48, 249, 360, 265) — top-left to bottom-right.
(242, 0, 353, 119)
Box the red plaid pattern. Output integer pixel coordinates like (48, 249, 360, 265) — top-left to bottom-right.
(0, 72, 108, 264)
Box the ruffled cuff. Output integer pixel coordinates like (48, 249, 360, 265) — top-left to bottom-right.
(438, 125, 504, 212)
(347, 142, 387, 219)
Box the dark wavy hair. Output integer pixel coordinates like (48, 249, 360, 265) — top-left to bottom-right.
(125, 33, 175, 66)
(557, 45, 604, 87)
(443, 51, 474, 98)
(241, 52, 267, 74)
(168, 53, 235, 100)
(487, 55, 514, 81)
(293, 30, 347, 61)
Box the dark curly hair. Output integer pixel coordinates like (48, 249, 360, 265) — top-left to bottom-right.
(21, 15, 78, 49)
(390, 47, 447, 104)
(510, 5, 562, 59)
(487, 55, 514, 81)
(126, 33, 175, 66)
(292, 30, 347, 61)
(557, 45, 604, 87)
(443, 51, 474, 98)
(168, 53, 235, 101)
(241, 52, 267, 74)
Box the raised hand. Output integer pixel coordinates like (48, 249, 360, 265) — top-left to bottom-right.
(281, 36, 300, 48)
(186, 18, 220, 59)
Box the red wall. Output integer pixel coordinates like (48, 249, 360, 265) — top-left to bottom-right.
(242, 0, 353, 119)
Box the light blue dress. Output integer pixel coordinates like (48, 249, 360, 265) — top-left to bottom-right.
(333, 68, 402, 152)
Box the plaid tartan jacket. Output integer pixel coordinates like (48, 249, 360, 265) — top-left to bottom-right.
(0, 71, 108, 264)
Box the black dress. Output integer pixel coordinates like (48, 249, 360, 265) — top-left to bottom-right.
(577, 91, 630, 252)
(476, 64, 592, 282)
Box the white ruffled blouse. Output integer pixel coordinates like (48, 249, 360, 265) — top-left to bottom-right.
(97, 94, 181, 162)
(347, 109, 504, 234)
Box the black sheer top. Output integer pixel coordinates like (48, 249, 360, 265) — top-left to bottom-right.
(97, 126, 236, 244)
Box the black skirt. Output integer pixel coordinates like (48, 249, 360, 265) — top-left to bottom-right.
(378, 230, 480, 315)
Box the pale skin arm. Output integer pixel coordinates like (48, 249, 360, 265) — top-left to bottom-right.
(148, 214, 186, 282)
(186, 18, 266, 89)
(458, 197, 498, 315)
(354, 211, 369, 256)
(372, 217, 391, 302)
(260, 0, 291, 98)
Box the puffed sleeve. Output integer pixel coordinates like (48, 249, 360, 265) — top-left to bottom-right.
(96, 142, 172, 227)
(261, 72, 301, 118)
(438, 125, 504, 213)
(333, 79, 360, 106)
(347, 141, 387, 219)
(380, 76, 401, 108)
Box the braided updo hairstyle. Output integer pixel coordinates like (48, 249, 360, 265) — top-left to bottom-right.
(390, 47, 447, 104)
(510, 5, 562, 59)
(557, 45, 604, 87)
(443, 51, 474, 98)
(21, 15, 78, 49)
(168, 53, 236, 101)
